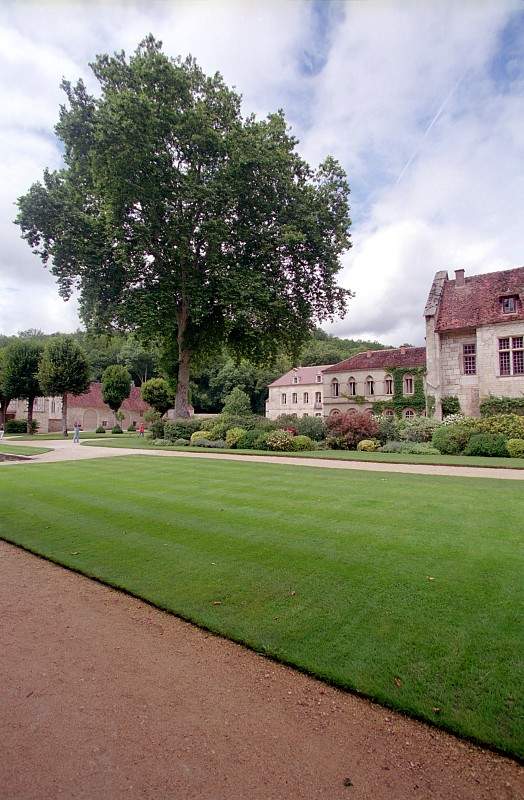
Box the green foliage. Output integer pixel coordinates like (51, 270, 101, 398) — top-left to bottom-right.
(222, 386, 252, 416)
(357, 439, 380, 452)
(506, 439, 524, 458)
(475, 414, 524, 439)
(16, 38, 351, 417)
(325, 435, 348, 450)
(426, 394, 436, 417)
(101, 365, 131, 412)
(380, 441, 441, 455)
(299, 330, 389, 367)
(290, 434, 314, 451)
(432, 422, 475, 455)
(164, 417, 214, 441)
(225, 427, 246, 448)
(3, 339, 43, 403)
(236, 429, 264, 449)
(480, 396, 524, 417)
(190, 430, 213, 445)
(265, 429, 295, 451)
(111, 425, 123, 434)
(464, 434, 508, 458)
(375, 413, 400, 444)
(4, 419, 28, 433)
(399, 416, 440, 443)
(95, 426, 106, 434)
(372, 367, 426, 416)
(141, 378, 173, 415)
(441, 396, 461, 416)
(275, 413, 325, 441)
(38, 336, 90, 399)
(174, 438, 190, 446)
(150, 419, 165, 440)
(193, 438, 227, 448)
(127, 423, 136, 432)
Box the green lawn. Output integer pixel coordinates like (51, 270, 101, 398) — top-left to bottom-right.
(81, 437, 524, 469)
(1, 456, 522, 757)
(8, 431, 131, 441)
(0, 443, 52, 456)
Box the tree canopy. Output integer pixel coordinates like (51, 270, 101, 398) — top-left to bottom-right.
(16, 36, 352, 417)
(101, 365, 131, 413)
(3, 340, 43, 433)
(38, 336, 90, 435)
(141, 377, 173, 416)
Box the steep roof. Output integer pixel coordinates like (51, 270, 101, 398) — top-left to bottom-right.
(67, 382, 150, 412)
(269, 365, 334, 387)
(323, 347, 426, 373)
(435, 267, 524, 332)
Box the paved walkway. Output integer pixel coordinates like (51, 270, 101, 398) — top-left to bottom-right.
(1, 541, 521, 800)
(2, 437, 524, 479)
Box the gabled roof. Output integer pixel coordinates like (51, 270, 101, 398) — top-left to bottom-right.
(322, 347, 426, 373)
(434, 267, 524, 332)
(269, 365, 334, 387)
(67, 382, 150, 412)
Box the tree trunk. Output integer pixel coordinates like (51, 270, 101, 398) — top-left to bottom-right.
(62, 393, 69, 437)
(173, 303, 191, 419)
(27, 397, 34, 435)
(0, 398, 9, 427)
(174, 349, 191, 418)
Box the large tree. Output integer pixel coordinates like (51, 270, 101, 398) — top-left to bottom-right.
(101, 364, 131, 416)
(3, 340, 43, 434)
(16, 36, 352, 418)
(38, 336, 90, 436)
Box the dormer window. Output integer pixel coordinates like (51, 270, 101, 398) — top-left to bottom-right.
(501, 295, 518, 314)
(316, 374, 322, 383)
(293, 375, 299, 384)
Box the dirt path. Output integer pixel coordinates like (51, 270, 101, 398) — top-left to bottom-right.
(2, 437, 524, 479)
(1, 541, 521, 800)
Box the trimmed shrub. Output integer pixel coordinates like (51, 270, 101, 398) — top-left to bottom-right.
(190, 430, 212, 445)
(193, 438, 226, 448)
(380, 441, 440, 455)
(357, 439, 380, 452)
(111, 425, 123, 434)
(275, 414, 325, 441)
(225, 427, 247, 448)
(95, 426, 106, 434)
(475, 413, 524, 440)
(326, 410, 379, 450)
(265, 429, 294, 451)
(480, 396, 524, 417)
(153, 438, 170, 446)
(506, 439, 524, 458)
(174, 438, 190, 446)
(432, 423, 473, 454)
(164, 417, 215, 441)
(464, 433, 508, 457)
(375, 414, 400, 444)
(236, 429, 263, 449)
(253, 432, 270, 450)
(291, 434, 314, 451)
(325, 435, 348, 450)
(5, 419, 31, 433)
(222, 386, 252, 416)
(399, 416, 440, 443)
(150, 419, 165, 440)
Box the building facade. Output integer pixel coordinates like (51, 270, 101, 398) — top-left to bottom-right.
(425, 267, 524, 418)
(265, 365, 333, 420)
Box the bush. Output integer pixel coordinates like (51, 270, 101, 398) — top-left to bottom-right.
(253, 432, 270, 450)
(399, 416, 440, 443)
(174, 438, 190, 446)
(441, 396, 461, 416)
(475, 414, 524, 440)
(190, 430, 212, 445)
(276, 414, 326, 441)
(150, 419, 165, 440)
(153, 438, 170, 446)
(357, 439, 380, 452)
(326, 410, 379, 450)
(225, 427, 246, 448)
(432, 423, 473, 454)
(222, 386, 252, 416)
(480, 396, 524, 417)
(440, 413, 466, 426)
(291, 434, 314, 451)
(164, 417, 215, 441)
(380, 441, 441, 455)
(464, 433, 508, 457)
(95, 426, 106, 434)
(506, 439, 524, 458)
(111, 425, 123, 434)
(236, 429, 263, 449)
(265, 429, 294, 451)
(375, 414, 400, 444)
(193, 438, 226, 448)
(5, 419, 37, 433)
(325, 435, 348, 450)
(127, 423, 136, 432)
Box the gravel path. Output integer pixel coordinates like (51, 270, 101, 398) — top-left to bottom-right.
(2, 437, 524, 479)
(1, 540, 522, 800)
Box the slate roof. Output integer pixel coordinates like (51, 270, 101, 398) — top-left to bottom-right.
(67, 382, 150, 412)
(323, 347, 426, 374)
(435, 267, 524, 332)
(269, 365, 334, 387)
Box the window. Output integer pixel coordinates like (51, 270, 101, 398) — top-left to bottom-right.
(331, 379, 339, 397)
(329, 409, 341, 416)
(499, 336, 524, 375)
(316, 374, 322, 383)
(385, 376, 393, 395)
(403, 375, 414, 394)
(315, 391, 322, 404)
(303, 392, 309, 404)
(463, 343, 476, 375)
(366, 376, 374, 396)
(292, 392, 298, 404)
(303, 413, 309, 417)
(51, 399, 56, 414)
(315, 413, 322, 417)
(102, 420, 108, 428)
(348, 378, 356, 396)
(34, 397, 45, 413)
(281, 393, 287, 405)
(383, 408, 395, 417)
(403, 408, 415, 419)
(501, 296, 518, 314)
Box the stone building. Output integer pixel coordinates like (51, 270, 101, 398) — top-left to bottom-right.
(425, 267, 524, 418)
(322, 347, 427, 418)
(7, 382, 150, 432)
(265, 365, 333, 420)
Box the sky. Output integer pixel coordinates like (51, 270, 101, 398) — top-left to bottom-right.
(1, 0, 523, 346)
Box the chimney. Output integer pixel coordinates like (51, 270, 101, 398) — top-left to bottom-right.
(455, 269, 465, 286)
(366, 350, 372, 358)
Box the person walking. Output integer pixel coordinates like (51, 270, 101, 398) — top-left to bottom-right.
(73, 421, 81, 444)
(138, 422, 145, 437)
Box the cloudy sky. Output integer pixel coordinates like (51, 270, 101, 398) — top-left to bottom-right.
(1, 0, 523, 345)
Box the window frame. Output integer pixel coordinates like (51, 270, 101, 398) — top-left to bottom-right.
(366, 376, 374, 396)
(499, 336, 524, 376)
(462, 342, 476, 375)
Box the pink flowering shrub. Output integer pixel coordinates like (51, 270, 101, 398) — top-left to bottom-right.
(326, 410, 380, 450)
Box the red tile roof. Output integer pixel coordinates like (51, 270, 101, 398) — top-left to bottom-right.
(323, 347, 426, 373)
(269, 365, 334, 387)
(67, 382, 150, 412)
(435, 267, 524, 332)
